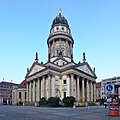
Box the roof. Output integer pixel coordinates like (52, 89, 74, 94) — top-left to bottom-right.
(51, 12, 69, 29)
(18, 80, 26, 88)
(26, 59, 97, 80)
(102, 76, 120, 81)
(96, 82, 101, 88)
(0, 81, 18, 86)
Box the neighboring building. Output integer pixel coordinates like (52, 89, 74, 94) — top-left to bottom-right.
(25, 11, 97, 105)
(0, 81, 18, 105)
(96, 82, 102, 100)
(12, 88, 17, 105)
(101, 76, 120, 99)
(12, 80, 26, 105)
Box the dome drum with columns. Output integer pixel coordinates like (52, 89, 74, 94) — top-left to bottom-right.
(48, 11, 74, 63)
(25, 11, 97, 106)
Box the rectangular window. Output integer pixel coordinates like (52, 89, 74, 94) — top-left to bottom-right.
(63, 80, 67, 84)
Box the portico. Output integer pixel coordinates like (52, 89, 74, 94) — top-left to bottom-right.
(26, 69, 96, 104)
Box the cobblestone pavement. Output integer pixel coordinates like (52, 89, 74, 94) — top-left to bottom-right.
(0, 105, 120, 120)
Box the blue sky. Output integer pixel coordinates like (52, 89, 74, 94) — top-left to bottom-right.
(0, 0, 120, 83)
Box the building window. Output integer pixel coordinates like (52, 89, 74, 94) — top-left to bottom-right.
(56, 27, 59, 30)
(63, 92, 66, 98)
(61, 27, 64, 30)
(63, 80, 67, 84)
(19, 92, 21, 99)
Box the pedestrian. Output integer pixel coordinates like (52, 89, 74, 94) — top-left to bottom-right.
(104, 101, 107, 109)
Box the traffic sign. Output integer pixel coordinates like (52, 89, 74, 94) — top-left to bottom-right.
(105, 83, 115, 94)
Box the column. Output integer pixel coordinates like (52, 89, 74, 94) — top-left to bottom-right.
(26, 82, 29, 102)
(71, 74, 74, 96)
(86, 80, 90, 102)
(29, 81, 31, 102)
(93, 82, 96, 102)
(53, 40, 55, 56)
(82, 78, 85, 102)
(39, 78, 41, 98)
(51, 75, 55, 97)
(77, 76, 80, 102)
(33, 80, 35, 102)
(41, 76, 45, 98)
(70, 43, 73, 57)
(90, 81, 93, 102)
(74, 78, 77, 98)
(36, 78, 40, 102)
(65, 40, 68, 56)
(48, 75, 51, 98)
(67, 75, 70, 96)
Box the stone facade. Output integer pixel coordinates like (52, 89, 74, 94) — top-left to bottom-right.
(96, 82, 102, 100)
(12, 80, 26, 105)
(0, 81, 18, 105)
(25, 12, 97, 105)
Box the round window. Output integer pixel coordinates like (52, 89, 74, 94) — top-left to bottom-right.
(62, 27, 64, 30)
(56, 27, 59, 30)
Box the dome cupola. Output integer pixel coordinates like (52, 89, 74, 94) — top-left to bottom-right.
(51, 11, 69, 29)
(50, 9, 71, 34)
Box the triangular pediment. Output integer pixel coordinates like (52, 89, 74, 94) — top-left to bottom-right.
(27, 62, 46, 77)
(75, 63, 95, 77)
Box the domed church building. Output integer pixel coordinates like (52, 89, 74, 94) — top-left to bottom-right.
(25, 11, 97, 105)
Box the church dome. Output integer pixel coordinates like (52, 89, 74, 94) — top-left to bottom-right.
(51, 12, 69, 29)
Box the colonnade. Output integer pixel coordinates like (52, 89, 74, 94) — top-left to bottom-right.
(48, 38, 72, 59)
(70, 75, 96, 103)
(26, 74, 96, 103)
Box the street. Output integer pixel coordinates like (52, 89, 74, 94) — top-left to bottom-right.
(0, 105, 120, 120)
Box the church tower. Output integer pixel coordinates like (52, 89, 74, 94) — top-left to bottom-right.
(47, 10, 74, 63)
(24, 10, 97, 106)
